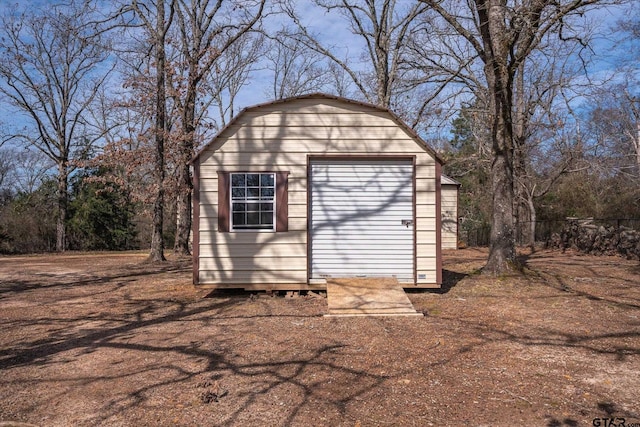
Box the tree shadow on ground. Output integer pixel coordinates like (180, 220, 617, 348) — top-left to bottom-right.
(596, 402, 638, 419)
(519, 252, 640, 311)
(545, 417, 578, 426)
(2, 250, 639, 425)
(1, 290, 386, 426)
(437, 269, 469, 294)
(1, 256, 388, 425)
(0, 259, 191, 296)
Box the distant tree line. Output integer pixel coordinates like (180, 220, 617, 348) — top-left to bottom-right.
(445, 78, 640, 249)
(0, 0, 637, 274)
(0, 166, 138, 253)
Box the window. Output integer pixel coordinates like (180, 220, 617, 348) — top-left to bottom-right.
(217, 171, 288, 233)
(230, 173, 275, 230)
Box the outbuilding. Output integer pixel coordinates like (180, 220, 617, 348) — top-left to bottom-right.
(191, 93, 444, 290)
(441, 175, 461, 249)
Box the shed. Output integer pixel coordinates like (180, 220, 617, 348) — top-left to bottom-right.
(191, 93, 444, 290)
(441, 175, 460, 249)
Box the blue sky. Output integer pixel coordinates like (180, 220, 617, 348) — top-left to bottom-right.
(0, 0, 637, 147)
(233, 0, 366, 109)
(234, 1, 638, 114)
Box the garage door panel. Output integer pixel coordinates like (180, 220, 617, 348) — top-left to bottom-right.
(311, 251, 413, 260)
(313, 266, 414, 274)
(311, 230, 413, 238)
(312, 242, 413, 250)
(313, 258, 414, 266)
(313, 210, 413, 218)
(310, 159, 414, 282)
(312, 175, 412, 184)
(313, 234, 413, 244)
(313, 179, 411, 188)
(313, 216, 411, 226)
(312, 219, 411, 229)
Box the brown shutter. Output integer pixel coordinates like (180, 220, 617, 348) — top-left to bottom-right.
(217, 171, 230, 232)
(275, 171, 289, 232)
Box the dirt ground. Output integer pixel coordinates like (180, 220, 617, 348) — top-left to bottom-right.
(0, 248, 639, 427)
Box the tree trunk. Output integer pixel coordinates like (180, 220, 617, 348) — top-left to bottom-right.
(527, 194, 536, 250)
(478, 0, 517, 274)
(513, 61, 528, 246)
(56, 162, 68, 252)
(485, 147, 516, 274)
(485, 80, 517, 272)
(635, 113, 640, 173)
(174, 168, 192, 255)
(148, 182, 165, 262)
(147, 0, 167, 263)
(173, 70, 197, 256)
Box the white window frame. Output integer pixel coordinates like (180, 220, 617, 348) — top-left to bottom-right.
(230, 172, 276, 232)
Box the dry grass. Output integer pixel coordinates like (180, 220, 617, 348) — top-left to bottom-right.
(0, 248, 639, 426)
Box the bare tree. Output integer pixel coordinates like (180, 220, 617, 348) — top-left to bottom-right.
(516, 124, 586, 248)
(0, 1, 114, 251)
(1, 148, 53, 195)
(418, 0, 622, 274)
(127, 0, 175, 262)
(617, 16, 640, 64)
(620, 88, 640, 173)
(511, 37, 591, 248)
(206, 31, 264, 129)
(586, 82, 640, 176)
(281, 0, 429, 108)
(264, 34, 331, 100)
(442, 100, 494, 240)
(0, 149, 12, 193)
(170, 0, 265, 255)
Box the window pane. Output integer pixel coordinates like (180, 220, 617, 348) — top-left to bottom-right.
(231, 174, 245, 187)
(261, 212, 273, 225)
(247, 212, 260, 224)
(232, 213, 245, 225)
(246, 174, 259, 186)
(230, 172, 277, 231)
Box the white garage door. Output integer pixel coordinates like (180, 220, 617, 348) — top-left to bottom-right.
(310, 159, 415, 283)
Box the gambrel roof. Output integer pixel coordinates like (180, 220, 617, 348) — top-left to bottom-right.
(191, 92, 443, 164)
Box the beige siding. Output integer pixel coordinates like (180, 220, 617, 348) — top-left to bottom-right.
(196, 97, 439, 288)
(198, 270, 307, 285)
(441, 184, 458, 249)
(198, 231, 306, 246)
